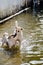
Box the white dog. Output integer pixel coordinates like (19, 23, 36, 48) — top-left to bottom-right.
(2, 21, 23, 49)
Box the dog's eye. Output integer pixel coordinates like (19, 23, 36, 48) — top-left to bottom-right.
(18, 31, 19, 32)
(21, 28, 23, 30)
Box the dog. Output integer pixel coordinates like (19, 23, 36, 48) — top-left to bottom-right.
(2, 21, 23, 49)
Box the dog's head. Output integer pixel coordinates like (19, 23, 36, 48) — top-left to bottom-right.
(16, 26, 23, 33)
(15, 22, 23, 41)
(15, 21, 23, 33)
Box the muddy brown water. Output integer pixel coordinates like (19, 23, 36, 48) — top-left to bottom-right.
(0, 12, 43, 65)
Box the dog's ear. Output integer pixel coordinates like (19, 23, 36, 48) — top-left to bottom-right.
(15, 21, 18, 28)
(21, 28, 24, 30)
(21, 28, 23, 30)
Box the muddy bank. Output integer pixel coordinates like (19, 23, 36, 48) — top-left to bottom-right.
(0, 0, 31, 20)
(0, 8, 30, 23)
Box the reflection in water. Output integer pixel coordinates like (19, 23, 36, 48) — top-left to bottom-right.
(0, 12, 43, 65)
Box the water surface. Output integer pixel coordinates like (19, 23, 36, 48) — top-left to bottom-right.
(0, 12, 43, 65)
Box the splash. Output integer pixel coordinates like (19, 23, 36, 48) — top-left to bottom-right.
(0, 38, 2, 47)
